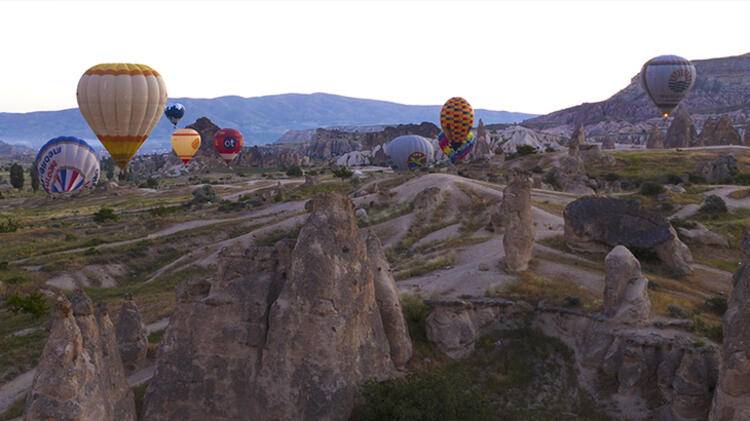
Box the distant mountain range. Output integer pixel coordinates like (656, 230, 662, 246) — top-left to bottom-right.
(524, 52, 750, 129)
(0, 93, 534, 150)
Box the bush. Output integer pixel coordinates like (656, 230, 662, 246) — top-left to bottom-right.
(401, 295, 431, 344)
(704, 296, 728, 316)
(667, 304, 689, 319)
(640, 182, 665, 196)
(30, 166, 39, 192)
(670, 218, 697, 230)
(218, 200, 246, 212)
(138, 177, 159, 189)
(93, 207, 119, 223)
(9, 163, 24, 189)
(0, 218, 20, 233)
(699, 195, 727, 215)
(665, 174, 684, 185)
(285, 165, 303, 177)
(6, 291, 48, 318)
(516, 145, 537, 156)
(734, 173, 750, 186)
(331, 166, 353, 178)
(604, 172, 620, 182)
(191, 185, 220, 205)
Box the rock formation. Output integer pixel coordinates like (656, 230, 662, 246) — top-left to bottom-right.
(25, 290, 135, 421)
(187, 117, 221, 158)
(646, 126, 665, 149)
(709, 231, 750, 420)
(698, 115, 742, 146)
(677, 222, 729, 248)
(698, 155, 738, 183)
(142, 193, 411, 421)
(603, 246, 651, 324)
(601, 136, 616, 150)
(115, 296, 148, 374)
(501, 171, 534, 272)
(568, 124, 585, 156)
(545, 155, 594, 195)
(665, 110, 697, 148)
(471, 119, 494, 161)
(564, 197, 694, 276)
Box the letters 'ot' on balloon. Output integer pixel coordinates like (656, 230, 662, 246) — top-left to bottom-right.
(640, 55, 696, 119)
(77, 63, 168, 169)
(213, 128, 244, 164)
(171, 128, 201, 166)
(35, 136, 101, 194)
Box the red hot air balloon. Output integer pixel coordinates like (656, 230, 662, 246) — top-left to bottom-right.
(213, 128, 244, 164)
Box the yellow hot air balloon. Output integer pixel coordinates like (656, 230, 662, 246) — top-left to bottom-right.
(77, 63, 167, 169)
(171, 128, 201, 166)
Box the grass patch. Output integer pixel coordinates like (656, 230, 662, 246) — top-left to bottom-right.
(490, 271, 601, 311)
(394, 252, 456, 281)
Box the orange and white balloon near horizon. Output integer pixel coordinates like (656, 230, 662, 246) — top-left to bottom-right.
(171, 128, 201, 166)
(76, 63, 167, 169)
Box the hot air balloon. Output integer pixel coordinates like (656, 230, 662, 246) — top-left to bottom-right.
(386, 135, 434, 171)
(213, 128, 244, 164)
(77, 63, 168, 169)
(35, 136, 100, 194)
(439, 97, 475, 163)
(171, 128, 201, 166)
(641, 55, 696, 118)
(164, 103, 185, 127)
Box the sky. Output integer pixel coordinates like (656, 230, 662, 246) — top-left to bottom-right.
(1, 0, 749, 115)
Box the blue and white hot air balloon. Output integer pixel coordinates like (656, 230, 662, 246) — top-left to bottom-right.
(641, 55, 696, 118)
(164, 103, 185, 127)
(386, 135, 434, 171)
(35, 136, 100, 194)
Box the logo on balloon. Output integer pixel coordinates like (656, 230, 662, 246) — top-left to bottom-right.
(406, 152, 427, 170)
(668, 69, 692, 93)
(191, 139, 200, 150)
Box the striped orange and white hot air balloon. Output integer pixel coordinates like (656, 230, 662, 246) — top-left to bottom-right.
(171, 128, 201, 166)
(77, 63, 167, 169)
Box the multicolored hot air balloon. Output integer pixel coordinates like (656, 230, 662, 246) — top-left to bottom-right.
(641, 55, 696, 119)
(35, 136, 100, 194)
(77, 63, 168, 169)
(171, 128, 201, 166)
(164, 103, 185, 127)
(213, 128, 244, 164)
(438, 97, 475, 162)
(386, 135, 434, 171)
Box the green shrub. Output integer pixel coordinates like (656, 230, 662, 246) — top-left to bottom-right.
(734, 173, 750, 186)
(0, 218, 19, 233)
(516, 145, 537, 156)
(699, 195, 727, 215)
(670, 218, 697, 230)
(6, 291, 48, 318)
(191, 184, 219, 204)
(400, 295, 431, 344)
(4, 275, 27, 285)
(138, 177, 159, 189)
(667, 304, 689, 319)
(285, 165, 303, 177)
(93, 207, 119, 223)
(331, 166, 353, 178)
(604, 173, 620, 182)
(9, 163, 24, 189)
(704, 296, 728, 316)
(640, 182, 665, 196)
(218, 200, 246, 213)
(0, 261, 8, 270)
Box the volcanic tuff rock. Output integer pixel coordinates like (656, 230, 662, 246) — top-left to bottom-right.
(709, 232, 750, 420)
(677, 222, 729, 248)
(115, 296, 148, 374)
(545, 155, 594, 195)
(698, 155, 738, 183)
(501, 171, 534, 272)
(696, 115, 743, 147)
(646, 126, 665, 149)
(471, 119, 494, 160)
(568, 124, 585, 156)
(142, 193, 411, 421)
(186, 117, 221, 156)
(665, 110, 698, 148)
(564, 197, 694, 276)
(25, 290, 135, 421)
(603, 246, 651, 324)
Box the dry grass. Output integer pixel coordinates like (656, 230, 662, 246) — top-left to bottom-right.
(488, 271, 602, 312)
(394, 252, 457, 281)
(728, 188, 750, 200)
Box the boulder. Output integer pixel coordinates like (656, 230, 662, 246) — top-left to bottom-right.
(603, 246, 651, 324)
(501, 171, 534, 272)
(665, 109, 697, 148)
(115, 296, 148, 373)
(677, 222, 729, 248)
(709, 231, 750, 420)
(646, 126, 665, 149)
(25, 290, 135, 421)
(698, 155, 738, 183)
(564, 196, 694, 276)
(142, 193, 411, 421)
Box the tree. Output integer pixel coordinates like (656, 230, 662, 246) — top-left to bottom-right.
(9, 163, 24, 190)
(29, 166, 39, 192)
(101, 157, 115, 180)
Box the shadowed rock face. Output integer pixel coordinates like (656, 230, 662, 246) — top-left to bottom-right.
(564, 196, 694, 275)
(697, 115, 743, 147)
(603, 246, 650, 324)
(646, 126, 665, 149)
(568, 124, 585, 156)
(501, 172, 534, 272)
(142, 193, 411, 421)
(665, 110, 697, 148)
(25, 290, 135, 421)
(115, 297, 148, 374)
(710, 232, 750, 420)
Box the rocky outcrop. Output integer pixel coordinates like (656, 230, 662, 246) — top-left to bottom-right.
(501, 172, 534, 272)
(335, 150, 371, 167)
(646, 126, 665, 149)
(677, 222, 729, 248)
(240, 145, 306, 168)
(709, 232, 750, 420)
(603, 246, 651, 324)
(665, 110, 698, 148)
(568, 124, 585, 156)
(187, 117, 221, 157)
(142, 193, 411, 421)
(545, 156, 594, 195)
(471, 119, 494, 160)
(115, 296, 148, 374)
(564, 197, 694, 276)
(25, 290, 135, 421)
(698, 155, 738, 183)
(697, 115, 742, 147)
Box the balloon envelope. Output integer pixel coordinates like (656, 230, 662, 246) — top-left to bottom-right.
(164, 103, 185, 127)
(171, 128, 201, 166)
(641, 55, 696, 117)
(77, 63, 168, 169)
(386, 135, 434, 171)
(440, 97, 474, 143)
(35, 136, 100, 194)
(213, 128, 244, 164)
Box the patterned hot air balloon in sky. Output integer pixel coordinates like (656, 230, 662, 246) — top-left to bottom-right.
(171, 128, 201, 166)
(164, 103, 185, 127)
(77, 63, 168, 169)
(35, 136, 100, 194)
(438, 97, 475, 163)
(386, 135, 434, 171)
(641, 55, 696, 118)
(213, 128, 244, 164)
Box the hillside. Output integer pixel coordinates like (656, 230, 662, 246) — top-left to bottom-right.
(0, 140, 33, 158)
(0, 93, 534, 148)
(524, 52, 750, 129)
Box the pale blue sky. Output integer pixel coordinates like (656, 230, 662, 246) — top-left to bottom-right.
(1, 0, 748, 114)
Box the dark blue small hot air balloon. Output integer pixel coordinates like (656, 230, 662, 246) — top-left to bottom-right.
(164, 103, 185, 127)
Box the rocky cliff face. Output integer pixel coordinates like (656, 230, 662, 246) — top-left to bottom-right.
(665, 110, 698, 148)
(25, 290, 135, 421)
(142, 193, 411, 421)
(603, 246, 651, 324)
(115, 296, 148, 374)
